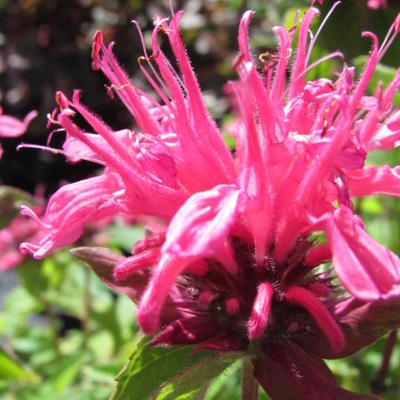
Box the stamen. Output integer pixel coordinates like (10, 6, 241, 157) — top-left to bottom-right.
(137, 58, 175, 115)
(46, 128, 65, 147)
(132, 19, 173, 102)
(378, 13, 400, 61)
(20, 205, 51, 230)
(297, 51, 344, 82)
(17, 143, 68, 158)
(305, 1, 341, 67)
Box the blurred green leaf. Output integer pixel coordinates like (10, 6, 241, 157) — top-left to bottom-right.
(105, 222, 144, 253)
(17, 260, 48, 299)
(45, 353, 88, 395)
(111, 336, 210, 400)
(0, 348, 39, 384)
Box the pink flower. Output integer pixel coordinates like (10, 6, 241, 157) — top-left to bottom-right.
(21, 4, 400, 398)
(0, 191, 44, 270)
(0, 212, 40, 270)
(367, 0, 387, 9)
(0, 108, 37, 158)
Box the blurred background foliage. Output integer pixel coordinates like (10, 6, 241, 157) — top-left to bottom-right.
(1, 0, 400, 398)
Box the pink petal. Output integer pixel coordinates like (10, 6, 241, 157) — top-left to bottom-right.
(285, 285, 344, 350)
(163, 184, 242, 258)
(20, 172, 123, 258)
(138, 184, 242, 334)
(0, 110, 37, 138)
(347, 165, 400, 196)
(288, 7, 320, 100)
(326, 206, 400, 300)
(367, 0, 387, 9)
(254, 342, 378, 400)
(370, 110, 400, 150)
(63, 129, 131, 164)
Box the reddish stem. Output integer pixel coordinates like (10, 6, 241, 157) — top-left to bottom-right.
(373, 330, 398, 392)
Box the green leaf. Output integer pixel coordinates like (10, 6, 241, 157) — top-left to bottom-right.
(45, 353, 88, 395)
(0, 348, 40, 383)
(105, 222, 145, 252)
(111, 336, 210, 400)
(205, 359, 242, 400)
(17, 260, 46, 300)
(152, 352, 244, 400)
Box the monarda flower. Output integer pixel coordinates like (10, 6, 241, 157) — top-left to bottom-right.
(21, 4, 400, 399)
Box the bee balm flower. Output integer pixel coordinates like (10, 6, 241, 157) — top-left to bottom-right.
(22, 4, 400, 399)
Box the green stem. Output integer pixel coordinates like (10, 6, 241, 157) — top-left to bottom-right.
(82, 267, 91, 349)
(242, 359, 258, 400)
(43, 299, 60, 355)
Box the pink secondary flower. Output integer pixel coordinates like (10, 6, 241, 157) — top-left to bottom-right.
(0, 108, 37, 158)
(21, 4, 400, 398)
(0, 204, 43, 271)
(367, 0, 387, 9)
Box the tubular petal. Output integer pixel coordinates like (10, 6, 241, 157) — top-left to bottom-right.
(285, 285, 344, 349)
(248, 281, 274, 340)
(326, 206, 400, 301)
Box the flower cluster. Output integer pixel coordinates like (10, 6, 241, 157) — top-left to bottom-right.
(21, 4, 400, 398)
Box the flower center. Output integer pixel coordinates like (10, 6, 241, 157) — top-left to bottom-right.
(174, 236, 344, 351)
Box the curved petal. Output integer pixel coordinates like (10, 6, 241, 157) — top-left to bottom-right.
(138, 184, 242, 334)
(163, 184, 242, 258)
(326, 206, 400, 301)
(0, 110, 37, 138)
(254, 342, 379, 400)
(20, 172, 123, 258)
(347, 165, 400, 196)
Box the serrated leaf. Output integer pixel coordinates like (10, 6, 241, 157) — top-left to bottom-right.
(111, 336, 210, 400)
(0, 348, 40, 383)
(152, 352, 244, 400)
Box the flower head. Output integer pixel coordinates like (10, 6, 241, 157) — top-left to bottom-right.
(21, 4, 400, 398)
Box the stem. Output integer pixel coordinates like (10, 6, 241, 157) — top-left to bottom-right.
(82, 267, 91, 349)
(373, 330, 398, 393)
(241, 359, 258, 400)
(43, 299, 60, 355)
